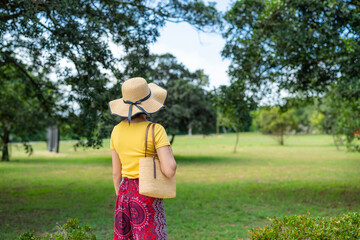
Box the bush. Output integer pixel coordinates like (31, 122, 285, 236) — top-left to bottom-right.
(249, 212, 360, 239)
(17, 218, 96, 240)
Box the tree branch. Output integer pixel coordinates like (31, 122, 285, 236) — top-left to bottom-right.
(2, 52, 53, 117)
(0, 11, 23, 22)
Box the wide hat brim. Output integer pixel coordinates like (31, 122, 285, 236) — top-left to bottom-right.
(108, 83, 167, 118)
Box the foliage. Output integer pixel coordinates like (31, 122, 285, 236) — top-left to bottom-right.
(281, 93, 359, 150)
(17, 231, 41, 240)
(0, 63, 58, 161)
(223, 0, 360, 150)
(17, 218, 96, 240)
(253, 97, 330, 135)
(214, 81, 256, 152)
(0, 0, 220, 150)
(322, 83, 360, 151)
(256, 106, 297, 145)
(150, 54, 217, 143)
(223, 0, 359, 95)
(249, 110, 260, 132)
(249, 212, 360, 240)
(308, 110, 325, 134)
(215, 83, 255, 132)
(216, 111, 232, 133)
(282, 97, 326, 134)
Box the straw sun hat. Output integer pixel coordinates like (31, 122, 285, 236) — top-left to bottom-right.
(108, 77, 167, 124)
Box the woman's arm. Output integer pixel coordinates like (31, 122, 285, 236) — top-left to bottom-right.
(111, 150, 122, 196)
(156, 145, 177, 178)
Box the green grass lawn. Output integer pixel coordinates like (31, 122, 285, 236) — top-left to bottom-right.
(1, 133, 359, 239)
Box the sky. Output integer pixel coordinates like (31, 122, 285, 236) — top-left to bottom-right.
(149, 0, 234, 89)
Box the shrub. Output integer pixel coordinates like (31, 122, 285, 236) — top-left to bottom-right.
(17, 231, 41, 240)
(17, 218, 96, 240)
(249, 212, 360, 239)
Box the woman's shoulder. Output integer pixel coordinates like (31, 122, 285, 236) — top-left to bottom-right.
(111, 122, 123, 132)
(153, 122, 164, 126)
(153, 123, 170, 146)
(153, 123, 168, 136)
(153, 122, 165, 129)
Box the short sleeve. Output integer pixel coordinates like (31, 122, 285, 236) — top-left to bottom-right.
(110, 127, 116, 150)
(154, 124, 170, 149)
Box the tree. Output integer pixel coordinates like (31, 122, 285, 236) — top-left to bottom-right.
(149, 54, 216, 144)
(216, 111, 232, 134)
(281, 95, 348, 150)
(223, 0, 359, 95)
(0, 0, 220, 150)
(256, 106, 297, 145)
(214, 82, 256, 152)
(0, 63, 58, 161)
(321, 84, 360, 151)
(283, 97, 324, 134)
(222, 0, 359, 150)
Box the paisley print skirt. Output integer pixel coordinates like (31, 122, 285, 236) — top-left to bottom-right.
(114, 177, 168, 240)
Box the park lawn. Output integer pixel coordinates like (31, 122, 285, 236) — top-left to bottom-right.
(0, 133, 359, 240)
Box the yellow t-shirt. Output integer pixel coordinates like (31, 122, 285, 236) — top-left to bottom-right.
(110, 121, 170, 179)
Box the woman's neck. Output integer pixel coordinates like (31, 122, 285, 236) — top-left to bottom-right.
(124, 114, 147, 123)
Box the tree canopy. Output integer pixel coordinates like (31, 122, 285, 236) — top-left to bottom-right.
(0, 0, 220, 154)
(223, 0, 359, 96)
(0, 62, 58, 160)
(255, 106, 297, 145)
(223, 0, 360, 151)
(150, 54, 216, 144)
(214, 82, 256, 152)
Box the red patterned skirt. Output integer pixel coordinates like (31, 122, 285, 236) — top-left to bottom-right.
(114, 177, 168, 240)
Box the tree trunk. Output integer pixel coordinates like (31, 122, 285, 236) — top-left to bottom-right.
(233, 126, 239, 153)
(222, 126, 227, 134)
(280, 131, 284, 145)
(56, 127, 60, 153)
(332, 134, 339, 150)
(338, 135, 344, 145)
(1, 130, 10, 161)
(170, 134, 175, 145)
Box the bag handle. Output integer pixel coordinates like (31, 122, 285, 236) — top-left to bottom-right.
(151, 123, 156, 179)
(144, 123, 157, 179)
(144, 123, 152, 158)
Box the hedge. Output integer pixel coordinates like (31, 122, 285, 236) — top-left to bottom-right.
(249, 212, 360, 240)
